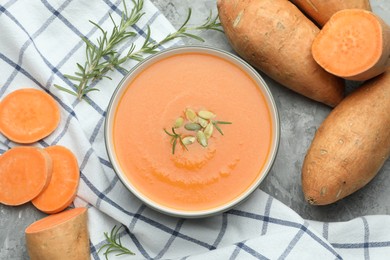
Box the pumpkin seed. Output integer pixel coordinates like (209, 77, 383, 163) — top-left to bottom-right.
(173, 117, 184, 128)
(182, 136, 196, 145)
(185, 108, 197, 122)
(198, 110, 216, 120)
(197, 131, 208, 147)
(197, 117, 208, 128)
(204, 122, 214, 138)
(184, 122, 202, 131)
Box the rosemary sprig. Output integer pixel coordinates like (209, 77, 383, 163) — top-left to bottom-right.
(55, 0, 223, 101)
(98, 225, 135, 259)
(212, 120, 232, 136)
(55, 0, 145, 100)
(163, 127, 188, 154)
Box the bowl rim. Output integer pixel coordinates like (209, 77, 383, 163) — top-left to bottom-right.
(104, 45, 280, 218)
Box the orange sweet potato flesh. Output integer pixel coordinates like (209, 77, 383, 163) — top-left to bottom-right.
(0, 147, 52, 206)
(25, 207, 90, 260)
(32, 145, 80, 214)
(302, 70, 390, 205)
(312, 9, 390, 81)
(217, 0, 345, 107)
(0, 88, 60, 143)
(290, 0, 371, 27)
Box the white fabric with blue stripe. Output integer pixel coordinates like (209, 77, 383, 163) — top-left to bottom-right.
(1, 0, 390, 259)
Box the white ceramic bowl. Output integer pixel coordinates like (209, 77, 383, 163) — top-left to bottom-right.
(105, 46, 280, 218)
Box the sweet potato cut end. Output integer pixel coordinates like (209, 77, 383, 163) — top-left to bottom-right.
(25, 207, 87, 234)
(0, 88, 60, 143)
(0, 147, 52, 206)
(312, 10, 384, 80)
(32, 145, 80, 214)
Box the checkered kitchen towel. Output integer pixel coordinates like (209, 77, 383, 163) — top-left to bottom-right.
(1, 0, 390, 259)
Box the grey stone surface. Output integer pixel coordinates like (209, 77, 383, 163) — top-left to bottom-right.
(1, 0, 389, 259)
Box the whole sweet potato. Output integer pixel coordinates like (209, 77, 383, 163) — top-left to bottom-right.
(290, 0, 371, 27)
(302, 70, 390, 205)
(217, 0, 345, 107)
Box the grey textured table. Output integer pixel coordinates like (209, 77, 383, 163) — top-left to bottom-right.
(1, 0, 389, 258)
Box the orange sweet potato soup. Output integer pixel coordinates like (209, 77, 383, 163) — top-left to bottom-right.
(113, 52, 273, 211)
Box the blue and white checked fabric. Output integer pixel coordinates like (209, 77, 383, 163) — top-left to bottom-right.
(1, 0, 390, 259)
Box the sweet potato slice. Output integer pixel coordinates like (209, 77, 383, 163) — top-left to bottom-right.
(25, 207, 90, 260)
(0, 88, 60, 143)
(32, 145, 80, 214)
(312, 9, 390, 81)
(290, 0, 371, 27)
(302, 70, 390, 205)
(217, 0, 345, 107)
(0, 147, 52, 206)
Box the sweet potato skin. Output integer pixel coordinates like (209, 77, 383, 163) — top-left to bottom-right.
(290, 0, 372, 26)
(302, 70, 390, 205)
(217, 0, 344, 107)
(25, 208, 90, 260)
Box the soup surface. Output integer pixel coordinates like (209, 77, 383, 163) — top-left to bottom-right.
(113, 52, 273, 211)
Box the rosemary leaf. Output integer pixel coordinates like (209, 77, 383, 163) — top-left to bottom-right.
(212, 120, 232, 135)
(179, 7, 192, 30)
(163, 128, 175, 137)
(214, 121, 232, 125)
(55, 0, 223, 102)
(172, 137, 178, 154)
(179, 136, 189, 151)
(84, 88, 100, 94)
(63, 74, 83, 82)
(212, 120, 232, 136)
(180, 32, 205, 42)
(213, 122, 224, 136)
(53, 84, 78, 97)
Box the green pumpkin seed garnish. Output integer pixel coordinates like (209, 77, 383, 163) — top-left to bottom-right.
(204, 122, 214, 139)
(185, 108, 197, 122)
(173, 117, 184, 128)
(182, 136, 196, 145)
(198, 110, 216, 120)
(196, 131, 208, 147)
(197, 117, 208, 128)
(184, 123, 202, 131)
(164, 108, 231, 154)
